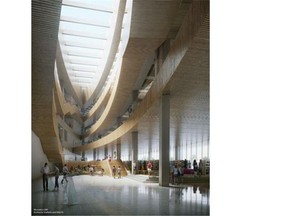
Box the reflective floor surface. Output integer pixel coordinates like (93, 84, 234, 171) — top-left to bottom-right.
(32, 175, 209, 215)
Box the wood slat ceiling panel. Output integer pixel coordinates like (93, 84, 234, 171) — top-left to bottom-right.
(32, 0, 63, 164)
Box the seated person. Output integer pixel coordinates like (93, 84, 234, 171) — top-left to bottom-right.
(88, 165, 94, 176)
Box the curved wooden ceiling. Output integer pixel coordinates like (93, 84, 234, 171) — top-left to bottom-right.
(73, 0, 209, 152)
(32, 0, 210, 163)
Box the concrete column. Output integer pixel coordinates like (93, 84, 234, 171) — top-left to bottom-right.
(96, 148, 99, 160)
(93, 149, 96, 161)
(104, 145, 108, 159)
(159, 94, 170, 186)
(116, 142, 121, 160)
(112, 144, 116, 159)
(131, 131, 138, 174)
(175, 143, 179, 160)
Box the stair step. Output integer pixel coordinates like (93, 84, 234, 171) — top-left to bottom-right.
(125, 174, 159, 183)
(125, 174, 149, 183)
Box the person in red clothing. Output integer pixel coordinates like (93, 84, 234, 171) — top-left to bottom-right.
(147, 161, 153, 176)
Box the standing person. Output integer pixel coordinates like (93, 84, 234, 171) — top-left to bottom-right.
(112, 166, 117, 179)
(147, 161, 153, 176)
(170, 163, 175, 184)
(88, 165, 94, 176)
(173, 164, 180, 185)
(54, 166, 60, 191)
(143, 161, 147, 171)
(61, 164, 69, 184)
(132, 160, 136, 173)
(184, 159, 188, 169)
(193, 159, 198, 174)
(198, 159, 203, 176)
(41, 163, 50, 191)
(117, 166, 121, 179)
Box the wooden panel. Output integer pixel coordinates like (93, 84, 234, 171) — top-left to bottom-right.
(32, 0, 63, 165)
(130, 0, 182, 38)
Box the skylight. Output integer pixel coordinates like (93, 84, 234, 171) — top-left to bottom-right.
(58, 0, 118, 88)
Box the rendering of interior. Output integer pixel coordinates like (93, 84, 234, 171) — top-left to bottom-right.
(32, 0, 210, 215)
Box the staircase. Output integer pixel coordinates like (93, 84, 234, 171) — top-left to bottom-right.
(108, 159, 128, 177)
(100, 160, 112, 176)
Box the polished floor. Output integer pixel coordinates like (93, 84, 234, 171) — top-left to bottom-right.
(32, 174, 209, 215)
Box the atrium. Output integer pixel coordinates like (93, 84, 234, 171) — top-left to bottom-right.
(32, 0, 210, 215)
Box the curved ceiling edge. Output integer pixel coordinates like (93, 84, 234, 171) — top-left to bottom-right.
(72, 2, 209, 153)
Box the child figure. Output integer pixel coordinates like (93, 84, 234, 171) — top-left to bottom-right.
(117, 166, 121, 179)
(112, 166, 116, 179)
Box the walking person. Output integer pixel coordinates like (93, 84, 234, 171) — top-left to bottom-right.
(112, 166, 117, 179)
(147, 161, 153, 176)
(184, 159, 188, 169)
(179, 165, 184, 184)
(88, 165, 94, 176)
(193, 159, 198, 175)
(132, 160, 137, 174)
(198, 159, 203, 176)
(170, 163, 174, 184)
(41, 163, 50, 191)
(61, 164, 69, 184)
(117, 166, 121, 179)
(54, 166, 60, 191)
(173, 164, 180, 185)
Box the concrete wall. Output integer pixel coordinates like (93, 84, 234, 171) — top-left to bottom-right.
(32, 131, 50, 180)
(63, 148, 82, 161)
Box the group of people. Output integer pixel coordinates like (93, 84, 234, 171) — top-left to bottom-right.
(193, 159, 203, 175)
(170, 159, 204, 184)
(41, 159, 204, 189)
(112, 165, 122, 179)
(40, 163, 69, 192)
(171, 164, 184, 185)
(42, 162, 122, 191)
(132, 161, 153, 176)
(88, 165, 104, 176)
